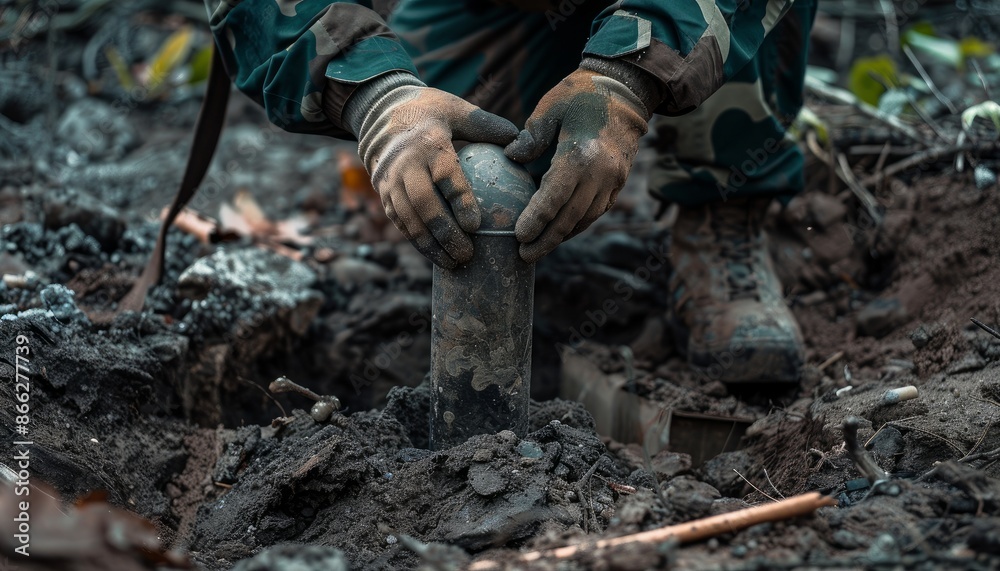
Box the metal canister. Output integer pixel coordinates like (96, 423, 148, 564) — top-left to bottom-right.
(430, 143, 536, 449)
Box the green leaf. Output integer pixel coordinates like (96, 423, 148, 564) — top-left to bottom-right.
(960, 37, 994, 59)
(791, 106, 830, 145)
(962, 100, 1000, 133)
(146, 25, 194, 92)
(903, 30, 961, 67)
(103, 45, 134, 90)
(188, 45, 213, 85)
(849, 55, 898, 106)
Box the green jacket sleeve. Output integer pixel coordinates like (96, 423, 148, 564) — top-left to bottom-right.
(204, 0, 420, 138)
(583, 0, 816, 116)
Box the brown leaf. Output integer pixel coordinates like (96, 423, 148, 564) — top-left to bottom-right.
(0, 481, 191, 570)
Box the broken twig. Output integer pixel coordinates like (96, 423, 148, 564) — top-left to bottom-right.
(843, 417, 888, 484)
(860, 142, 988, 188)
(971, 318, 1000, 341)
(468, 492, 836, 569)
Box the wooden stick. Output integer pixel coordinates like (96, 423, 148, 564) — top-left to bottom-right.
(468, 492, 836, 570)
(859, 142, 986, 187)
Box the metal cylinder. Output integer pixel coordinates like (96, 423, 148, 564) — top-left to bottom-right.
(430, 143, 536, 450)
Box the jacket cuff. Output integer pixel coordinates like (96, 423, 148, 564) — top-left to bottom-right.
(334, 72, 426, 138)
(320, 34, 421, 136)
(583, 10, 725, 116)
(579, 56, 666, 119)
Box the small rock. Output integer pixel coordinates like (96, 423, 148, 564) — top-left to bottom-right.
(869, 426, 904, 470)
(468, 464, 508, 497)
(975, 164, 997, 190)
(42, 188, 125, 249)
(516, 440, 543, 459)
(177, 248, 322, 336)
(867, 533, 901, 564)
(469, 464, 507, 497)
(665, 478, 720, 520)
(909, 324, 937, 349)
(39, 284, 87, 324)
(472, 448, 493, 463)
(856, 297, 908, 338)
(650, 451, 692, 480)
(56, 99, 139, 160)
(832, 529, 866, 549)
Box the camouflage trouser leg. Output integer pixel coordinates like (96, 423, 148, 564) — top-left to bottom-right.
(649, 0, 817, 206)
(387, 0, 600, 128)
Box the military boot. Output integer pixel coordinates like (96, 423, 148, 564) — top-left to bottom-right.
(669, 197, 804, 383)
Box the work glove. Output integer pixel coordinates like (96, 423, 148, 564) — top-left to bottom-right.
(504, 58, 662, 263)
(332, 73, 519, 269)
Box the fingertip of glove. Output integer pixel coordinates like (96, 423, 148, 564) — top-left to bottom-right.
(519, 243, 544, 265)
(504, 130, 536, 163)
(468, 109, 519, 144)
(456, 209, 482, 235)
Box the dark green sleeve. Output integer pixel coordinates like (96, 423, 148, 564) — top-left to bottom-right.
(205, 0, 419, 138)
(583, 0, 816, 116)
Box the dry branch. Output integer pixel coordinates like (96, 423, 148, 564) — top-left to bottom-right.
(468, 492, 836, 570)
(843, 417, 889, 484)
(860, 142, 989, 188)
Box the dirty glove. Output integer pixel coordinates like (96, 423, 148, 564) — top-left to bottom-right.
(504, 58, 663, 263)
(331, 73, 519, 269)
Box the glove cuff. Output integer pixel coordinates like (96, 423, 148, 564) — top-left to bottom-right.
(334, 72, 426, 138)
(579, 56, 665, 119)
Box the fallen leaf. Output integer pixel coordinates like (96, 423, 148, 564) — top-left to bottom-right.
(338, 150, 379, 213)
(0, 481, 191, 570)
(143, 25, 194, 92)
(962, 100, 1000, 133)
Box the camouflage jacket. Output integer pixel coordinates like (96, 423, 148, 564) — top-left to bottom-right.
(204, 0, 808, 139)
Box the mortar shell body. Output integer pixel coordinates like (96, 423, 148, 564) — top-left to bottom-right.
(430, 143, 536, 450)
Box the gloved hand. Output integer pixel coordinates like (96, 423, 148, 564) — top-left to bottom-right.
(504, 59, 660, 263)
(332, 73, 519, 268)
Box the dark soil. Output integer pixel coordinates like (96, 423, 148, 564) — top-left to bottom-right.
(3, 4, 1000, 571)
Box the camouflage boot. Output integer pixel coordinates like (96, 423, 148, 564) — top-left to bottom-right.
(669, 198, 804, 383)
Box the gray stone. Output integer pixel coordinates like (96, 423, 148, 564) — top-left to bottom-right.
(856, 298, 908, 338)
(975, 164, 997, 190)
(516, 440, 543, 459)
(178, 248, 322, 336)
(56, 99, 139, 160)
(42, 188, 125, 249)
(909, 324, 937, 349)
(468, 463, 507, 497)
(39, 284, 88, 325)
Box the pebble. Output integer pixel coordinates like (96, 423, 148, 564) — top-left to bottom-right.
(856, 297, 908, 338)
(909, 324, 935, 349)
(516, 440, 543, 459)
(974, 164, 996, 190)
